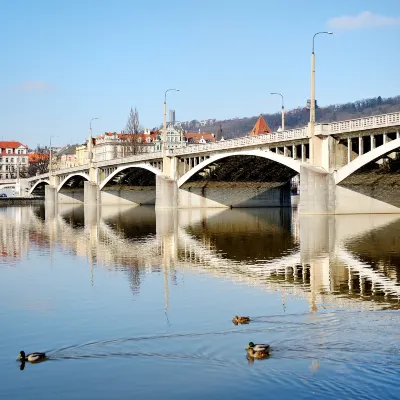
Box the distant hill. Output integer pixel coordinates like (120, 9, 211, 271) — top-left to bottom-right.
(188, 95, 400, 140)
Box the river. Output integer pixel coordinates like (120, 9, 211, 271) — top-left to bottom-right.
(0, 205, 399, 399)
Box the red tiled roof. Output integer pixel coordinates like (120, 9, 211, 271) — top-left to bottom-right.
(185, 132, 216, 143)
(29, 153, 49, 163)
(249, 115, 272, 136)
(0, 141, 28, 149)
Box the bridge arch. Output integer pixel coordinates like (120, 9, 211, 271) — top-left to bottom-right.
(57, 173, 90, 192)
(99, 163, 161, 190)
(335, 138, 400, 184)
(29, 179, 50, 195)
(177, 149, 302, 187)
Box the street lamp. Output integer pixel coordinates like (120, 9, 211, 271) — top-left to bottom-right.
(49, 135, 57, 175)
(271, 92, 285, 131)
(89, 117, 99, 164)
(310, 31, 333, 126)
(163, 89, 179, 158)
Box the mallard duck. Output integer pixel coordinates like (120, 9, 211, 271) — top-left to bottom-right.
(247, 348, 269, 360)
(232, 316, 251, 325)
(18, 351, 47, 363)
(245, 342, 270, 353)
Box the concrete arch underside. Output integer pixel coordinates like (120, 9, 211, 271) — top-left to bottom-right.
(99, 163, 161, 190)
(178, 149, 302, 187)
(174, 150, 302, 209)
(57, 173, 90, 192)
(29, 179, 50, 195)
(100, 163, 161, 206)
(335, 138, 400, 184)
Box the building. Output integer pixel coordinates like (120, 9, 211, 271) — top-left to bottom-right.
(184, 132, 216, 144)
(249, 115, 272, 136)
(75, 144, 88, 165)
(169, 110, 175, 123)
(92, 131, 158, 162)
(56, 145, 78, 169)
(0, 141, 29, 179)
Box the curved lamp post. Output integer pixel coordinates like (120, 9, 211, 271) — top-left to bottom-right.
(89, 117, 99, 164)
(310, 32, 333, 125)
(271, 92, 285, 131)
(49, 135, 58, 175)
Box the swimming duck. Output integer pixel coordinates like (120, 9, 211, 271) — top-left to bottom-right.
(247, 348, 269, 360)
(18, 351, 47, 363)
(232, 316, 251, 325)
(245, 342, 270, 353)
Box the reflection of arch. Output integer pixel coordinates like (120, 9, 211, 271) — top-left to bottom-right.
(57, 173, 90, 192)
(335, 138, 400, 184)
(99, 163, 161, 190)
(29, 179, 50, 195)
(177, 150, 302, 187)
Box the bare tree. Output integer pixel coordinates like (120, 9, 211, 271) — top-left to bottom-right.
(125, 107, 140, 134)
(123, 107, 143, 156)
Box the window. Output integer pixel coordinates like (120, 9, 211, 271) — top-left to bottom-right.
(5, 174, 8, 179)
(5, 158, 8, 163)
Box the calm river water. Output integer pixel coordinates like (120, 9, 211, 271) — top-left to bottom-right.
(0, 205, 399, 399)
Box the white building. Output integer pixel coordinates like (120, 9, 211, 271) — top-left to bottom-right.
(92, 132, 156, 162)
(0, 141, 28, 179)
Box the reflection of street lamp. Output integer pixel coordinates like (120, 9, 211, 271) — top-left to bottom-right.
(310, 32, 333, 126)
(271, 92, 285, 131)
(163, 89, 179, 158)
(89, 118, 99, 164)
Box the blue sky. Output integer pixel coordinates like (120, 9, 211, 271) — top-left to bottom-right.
(1, 0, 399, 148)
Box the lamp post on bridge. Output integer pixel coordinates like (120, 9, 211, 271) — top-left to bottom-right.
(163, 89, 179, 163)
(310, 31, 333, 126)
(271, 92, 285, 131)
(89, 117, 99, 165)
(49, 135, 58, 175)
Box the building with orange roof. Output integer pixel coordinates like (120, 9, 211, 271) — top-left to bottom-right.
(0, 141, 28, 179)
(184, 132, 216, 144)
(249, 115, 272, 136)
(91, 131, 158, 162)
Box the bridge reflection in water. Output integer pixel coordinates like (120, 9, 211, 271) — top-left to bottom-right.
(1, 205, 399, 310)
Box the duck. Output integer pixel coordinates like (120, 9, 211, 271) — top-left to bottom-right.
(18, 351, 47, 363)
(232, 316, 251, 325)
(245, 342, 270, 353)
(247, 348, 269, 360)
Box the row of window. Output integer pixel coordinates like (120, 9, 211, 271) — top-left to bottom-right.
(1, 149, 26, 155)
(0, 157, 27, 163)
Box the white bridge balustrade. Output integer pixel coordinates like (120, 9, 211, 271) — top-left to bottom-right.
(1, 111, 399, 213)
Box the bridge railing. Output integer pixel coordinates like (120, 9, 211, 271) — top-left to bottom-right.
(95, 151, 163, 168)
(171, 126, 308, 156)
(329, 111, 400, 134)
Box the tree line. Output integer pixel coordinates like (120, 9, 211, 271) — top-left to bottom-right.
(199, 95, 400, 139)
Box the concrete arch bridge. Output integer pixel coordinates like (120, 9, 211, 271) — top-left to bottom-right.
(2, 111, 400, 214)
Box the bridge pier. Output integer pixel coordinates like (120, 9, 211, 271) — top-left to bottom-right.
(84, 181, 100, 207)
(45, 185, 57, 205)
(156, 176, 178, 209)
